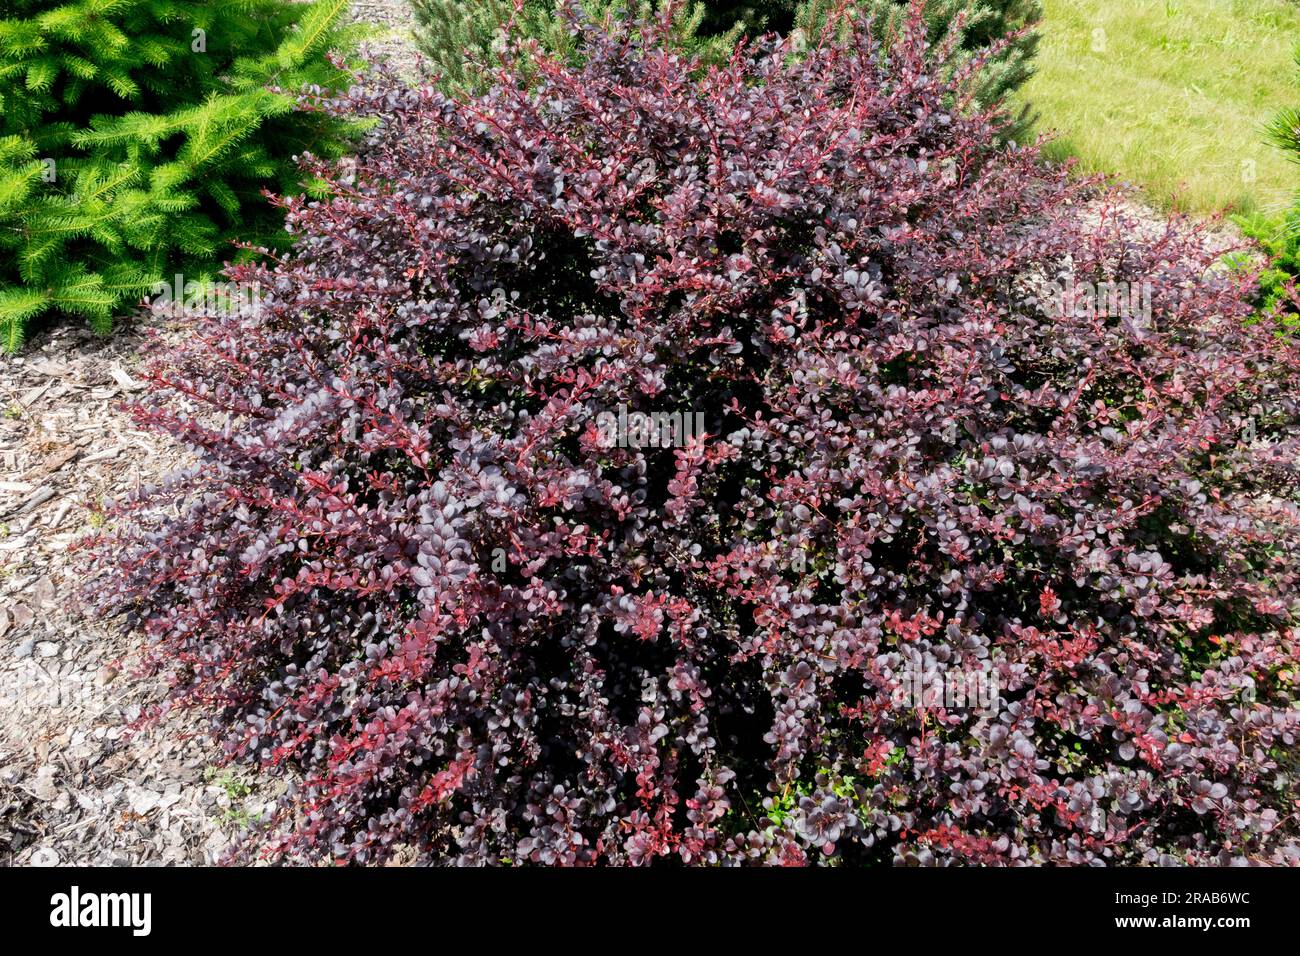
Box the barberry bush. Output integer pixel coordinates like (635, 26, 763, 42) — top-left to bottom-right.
(88, 5, 1300, 865)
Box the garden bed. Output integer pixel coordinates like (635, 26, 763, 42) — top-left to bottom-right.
(0, 318, 245, 865)
(0, 0, 423, 868)
(0, 0, 1285, 867)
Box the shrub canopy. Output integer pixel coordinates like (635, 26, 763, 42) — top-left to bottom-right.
(90, 6, 1300, 865)
(410, 0, 1042, 142)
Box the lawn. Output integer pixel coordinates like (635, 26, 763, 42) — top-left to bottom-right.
(1018, 0, 1300, 217)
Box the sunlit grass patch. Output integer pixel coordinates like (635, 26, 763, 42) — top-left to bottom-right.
(1019, 0, 1300, 217)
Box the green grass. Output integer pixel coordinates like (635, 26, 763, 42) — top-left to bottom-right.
(1018, 0, 1300, 217)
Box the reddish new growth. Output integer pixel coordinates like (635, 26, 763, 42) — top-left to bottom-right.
(86, 5, 1300, 865)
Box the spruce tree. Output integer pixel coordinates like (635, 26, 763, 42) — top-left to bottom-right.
(820, 0, 1042, 135)
(410, 0, 740, 95)
(411, 1, 1040, 132)
(1235, 51, 1300, 326)
(0, 0, 360, 350)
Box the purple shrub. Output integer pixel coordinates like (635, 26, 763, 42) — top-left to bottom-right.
(86, 5, 1300, 865)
